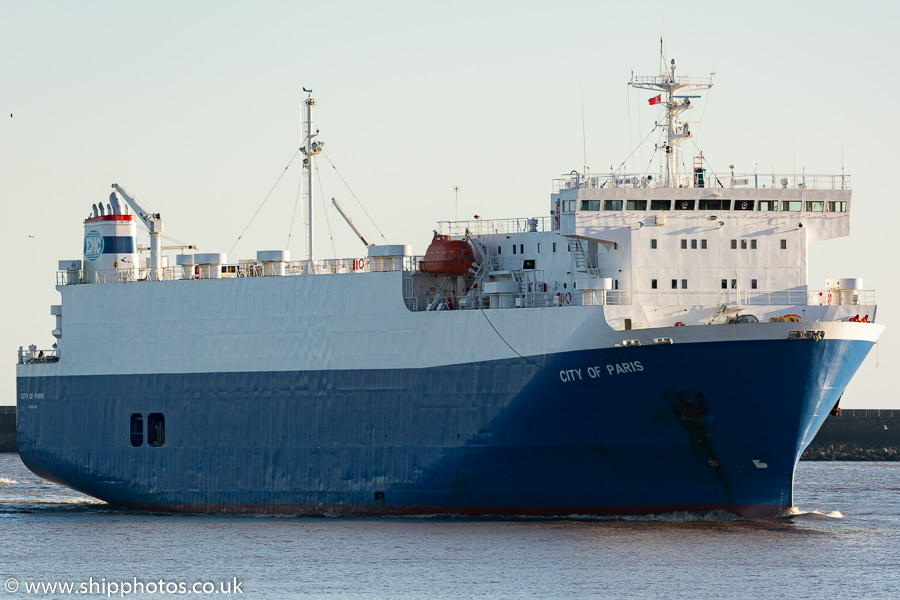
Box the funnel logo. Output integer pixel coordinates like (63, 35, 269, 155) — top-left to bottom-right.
(84, 230, 104, 261)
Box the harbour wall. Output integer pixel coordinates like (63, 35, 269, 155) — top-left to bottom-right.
(800, 409, 899, 461)
(0, 406, 15, 452)
(0, 406, 897, 458)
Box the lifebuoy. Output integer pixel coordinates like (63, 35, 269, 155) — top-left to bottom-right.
(354, 258, 366, 271)
(741, 202, 748, 209)
(562, 292, 572, 305)
(681, 202, 688, 209)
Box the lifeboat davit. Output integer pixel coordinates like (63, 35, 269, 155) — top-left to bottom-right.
(418, 233, 475, 277)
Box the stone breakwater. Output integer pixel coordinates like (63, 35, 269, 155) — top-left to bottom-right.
(1, 406, 898, 458)
(801, 409, 899, 461)
(0, 407, 15, 452)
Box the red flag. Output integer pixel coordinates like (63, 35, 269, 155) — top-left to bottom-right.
(648, 94, 662, 106)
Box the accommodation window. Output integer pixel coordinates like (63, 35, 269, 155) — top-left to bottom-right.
(651, 239, 658, 249)
(519, 244, 524, 254)
(512, 245, 516, 255)
(681, 239, 688, 249)
(731, 279, 737, 289)
(650, 200, 671, 211)
(552, 243, 557, 252)
(671, 279, 678, 289)
(497, 246, 502, 255)
(130, 414, 143, 447)
(750, 239, 757, 250)
(780, 239, 787, 250)
(604, 200, 623, 211)
(741, 239, 748, 249)
(651, 279, 658, 289)
(627, 200, 647, 210)
(701, 239, 708, 249)
(538, 243, 542, 253)
(613, 243, 619, 250)
(148, 413, 165, 447)
(721, 279, 728, 290)
(751, 279, 758, 289)
(581, 200, 601, 211)
(731, 239, 738, 250)
(681, 279, 688, 289)
(691, 239, 697, 249)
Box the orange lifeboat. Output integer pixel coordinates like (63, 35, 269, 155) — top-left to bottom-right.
(418, 233, 475, 277)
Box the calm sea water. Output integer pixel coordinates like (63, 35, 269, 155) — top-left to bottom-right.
(0, 454, 897, 600)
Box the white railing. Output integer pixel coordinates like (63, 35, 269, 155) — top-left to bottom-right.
(437, 217, 551, 236)
(57, 255, 425, 285)
(554, 172, 851, 193)
(579, 289, 875, 307)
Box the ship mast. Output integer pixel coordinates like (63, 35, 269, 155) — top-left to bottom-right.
(630, 40, 713, 188)
(300, 88, 324, 272)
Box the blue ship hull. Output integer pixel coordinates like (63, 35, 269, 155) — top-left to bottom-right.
(16, 337, 872, 518)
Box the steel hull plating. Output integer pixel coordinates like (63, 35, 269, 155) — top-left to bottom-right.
(16, 337, 873, 518)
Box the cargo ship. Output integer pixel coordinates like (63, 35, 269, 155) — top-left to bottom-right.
(15, 48, 882, 518)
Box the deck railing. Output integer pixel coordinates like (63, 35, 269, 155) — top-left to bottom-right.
(554, 172, 851, 193)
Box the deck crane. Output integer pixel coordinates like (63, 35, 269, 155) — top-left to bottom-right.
(331, 197, 372, 249)
(111, 183, 165, 281)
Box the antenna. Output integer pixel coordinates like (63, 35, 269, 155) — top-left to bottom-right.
(581, 86, 588, 172)
(453, 186, 459, 222)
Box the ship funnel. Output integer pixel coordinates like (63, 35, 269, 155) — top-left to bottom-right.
(109, 192, 122, 215)
(92, 204, 99, 218)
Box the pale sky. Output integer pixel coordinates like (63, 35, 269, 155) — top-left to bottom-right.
(2, 0, 897, 408)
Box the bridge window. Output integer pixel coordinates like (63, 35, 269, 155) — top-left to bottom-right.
(650, 200, 671, 211)
(699, 199, 731, 210)
(148, 413, 165, 447)
(626, 200, 647, 210)
(806, 201, 824, 212)
(828, 201, 847, 212)
(782, 201, 801, 212)
(604, 200, 623, 211)
(130, 414, 143, 447)
(581, 200, 601, 211)
(734, 200, 754, 211)
(759, 201, 778, 211)
(675, 200, 695, 211)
